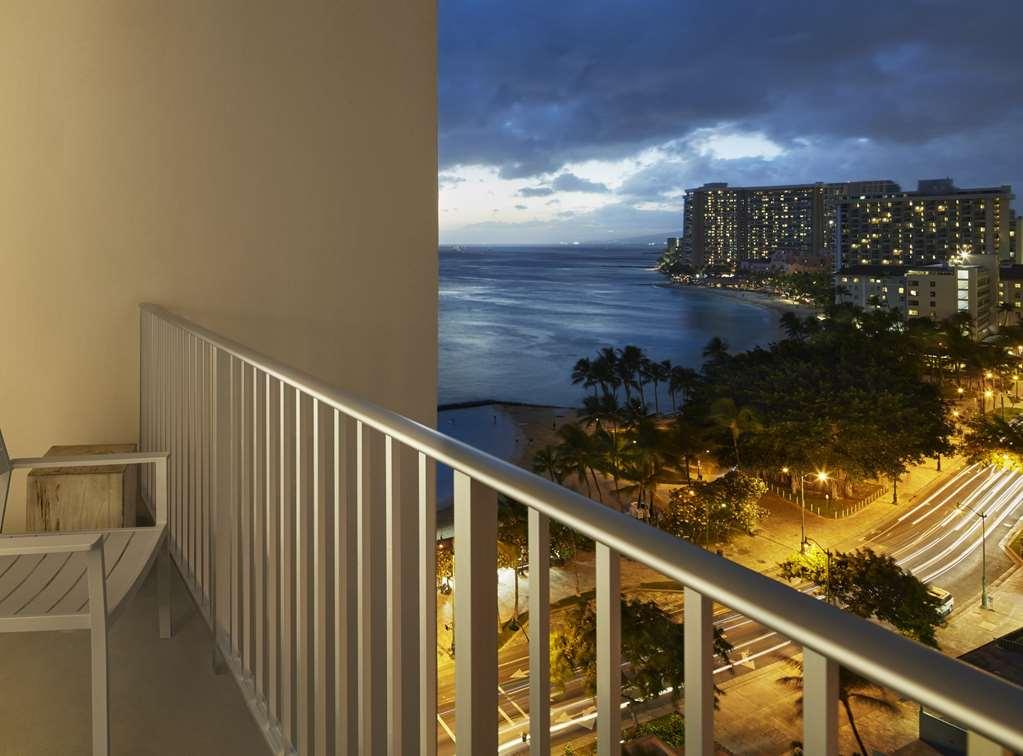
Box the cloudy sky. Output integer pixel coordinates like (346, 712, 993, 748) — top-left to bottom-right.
(438, 0, 1023, 244)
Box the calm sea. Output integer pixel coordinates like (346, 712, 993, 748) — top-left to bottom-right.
(439, 245, 785, 407)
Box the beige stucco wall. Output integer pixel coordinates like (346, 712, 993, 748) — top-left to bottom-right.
(0, 2, 438, 529)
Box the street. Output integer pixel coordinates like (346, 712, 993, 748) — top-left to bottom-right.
(434, 462, 1023, 754)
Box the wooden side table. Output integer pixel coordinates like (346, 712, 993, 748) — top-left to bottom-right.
(26, 444, 138, 531)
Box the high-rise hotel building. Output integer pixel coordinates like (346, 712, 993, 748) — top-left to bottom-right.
(680, 180, 899, 267)
(836, 179, 1014, 268)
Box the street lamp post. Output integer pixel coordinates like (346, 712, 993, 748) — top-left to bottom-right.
(802, 536, 833, 605)
(784, 468, 828, 552)
(958, 502, 991, 610)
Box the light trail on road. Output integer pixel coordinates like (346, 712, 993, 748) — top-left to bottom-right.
(439, 462, 1023, 755)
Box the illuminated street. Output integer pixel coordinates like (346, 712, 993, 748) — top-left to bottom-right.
(434, 461, 1023, 754)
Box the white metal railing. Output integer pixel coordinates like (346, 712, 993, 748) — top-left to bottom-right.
(139, 303, 1023, 756)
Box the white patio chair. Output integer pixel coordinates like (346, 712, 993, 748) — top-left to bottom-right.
(0, 430, 170, 756)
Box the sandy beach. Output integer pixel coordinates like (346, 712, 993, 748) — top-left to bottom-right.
(674, 282, 812, 319)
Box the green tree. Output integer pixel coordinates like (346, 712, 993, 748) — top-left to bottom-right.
(701, 336, 730, 364)
(960, 415, 1023, 471)
(777, 547, 942, 755)
(778, 547, 945, 647)
(532, 445, 565, 483)
(660, 471, 767, 546)
(551, 599, 733, 725)
(707, 397, 762, 469)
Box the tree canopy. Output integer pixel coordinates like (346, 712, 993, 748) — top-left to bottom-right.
(661, 471, 767, 545)
(779, 546, 945, 647)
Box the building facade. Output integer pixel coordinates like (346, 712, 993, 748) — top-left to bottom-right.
(680, 180, 899, 268)
(836, 179, 1014, 269)
(836, 254, 999, 337)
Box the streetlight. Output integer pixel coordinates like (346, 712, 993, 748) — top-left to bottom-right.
(802, 536, 833, 605)
(958, 502, 991, 610)
(785, 468, 829, 552)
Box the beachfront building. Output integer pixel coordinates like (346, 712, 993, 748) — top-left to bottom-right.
(997, 264, 1023, 325)
(680, 180, 899, 268)
(836, 254, 999, 337)
(835, 179, 1015, 269)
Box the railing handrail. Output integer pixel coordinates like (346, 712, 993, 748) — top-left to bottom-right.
(140, 303, 1023, 752)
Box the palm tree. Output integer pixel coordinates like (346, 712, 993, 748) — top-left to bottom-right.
(592, 426, 629, 503)
(780, 311, 804, 339)
(646, 359, 671, 415)
(532, 446, 565, 483)
(579, 394, 621, 438)
(666, 415, 708, 483)
(557, 424, 604, 503)
(618, 396, 650, 431)
(702, 336, 730, 364)
(708, 397, 761, 468)
(668, 366, 698, 412)
(591, 349, 621, 399)
(618, 417, 669, 509)
(617, 345, 648, 405)
(779, 663, 898, 756)
(571, 358, 596, 396)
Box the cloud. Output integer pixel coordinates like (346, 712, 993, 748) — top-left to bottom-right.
(442, 201, 680, 245)
(438, 173, 466, 188)
(518, 186, 555, 197)
(514, 204, 528, 210)
(551, 172, 610, 193)
(439, 1, 1023, 240)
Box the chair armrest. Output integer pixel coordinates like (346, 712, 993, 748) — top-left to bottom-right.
(0, 532, 102, 557)
(9, 452, 170, 470)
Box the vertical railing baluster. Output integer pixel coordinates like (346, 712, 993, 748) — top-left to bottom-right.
(358, 422, 387, 755)
(418, 452, 437, 756)
(210, 346, 222, 671)
(335, 411, 358, 755)
(968, 731, 1009, 755)
(386, 438, 419, 756)
(684, 587, 713, 756)
(202, 341, 210, 606)
(280, 384, 295, 744)
(453, 471, 497, 756)
(314, 401, 329, 756)
(803, 648, 838, 756)
(177, 327, 185, 557)
(266, 377, 280, 723)
(596, 542, 621, 756)
(192, 335, 200, 585)
(187, 334, 195, 580)
(296, 392, 311, 751)
(228, 357, 238, 655)
(172, 327, 180, 554)
(242, 364, 253, 675)
(254, 369, 266, 699)
(528, 508, 550, 755)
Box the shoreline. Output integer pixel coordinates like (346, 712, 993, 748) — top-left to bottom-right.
(664, 280, 812, 318)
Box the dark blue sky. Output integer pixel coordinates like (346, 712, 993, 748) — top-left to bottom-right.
(438, 0, 1023, 244)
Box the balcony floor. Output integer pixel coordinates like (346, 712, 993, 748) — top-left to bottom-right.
(0, 566, 265, 755)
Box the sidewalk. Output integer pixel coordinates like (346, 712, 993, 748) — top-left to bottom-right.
(714, 652, 920, 755)
(938, 560, 1023, 657)
(720, 456, 964, 578)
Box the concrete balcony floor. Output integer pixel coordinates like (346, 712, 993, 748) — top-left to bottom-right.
(0, 569, 265, 755)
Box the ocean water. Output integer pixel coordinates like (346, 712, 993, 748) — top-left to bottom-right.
(439, 245, 784, 407)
